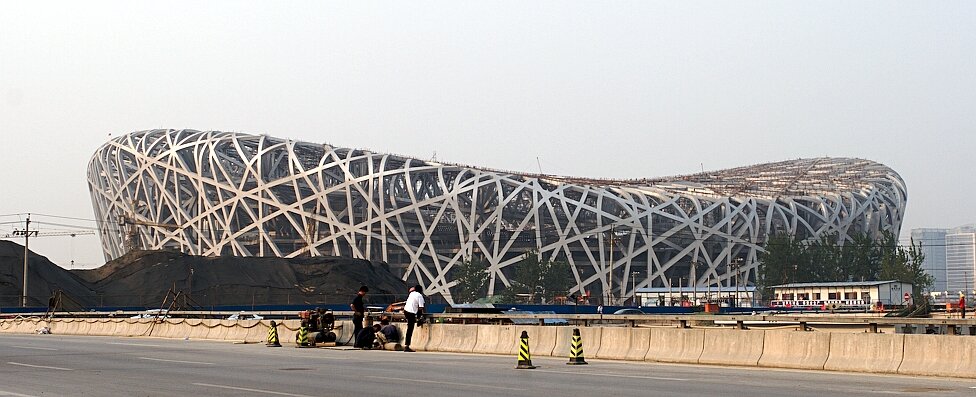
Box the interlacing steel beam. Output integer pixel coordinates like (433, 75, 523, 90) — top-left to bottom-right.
(88, 130, 907, 304)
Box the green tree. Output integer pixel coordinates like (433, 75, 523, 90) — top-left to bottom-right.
(757, 233, 807, 296)
(759, 231, 934, 300)
(506, 251, 574, 303)
(450, 258, 491, 304)
(878, 234, 932, 298)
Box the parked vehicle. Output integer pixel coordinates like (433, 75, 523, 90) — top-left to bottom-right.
(612, 308, 647, 315)
(130, 309, 170, 319)
(226, 312, 263, 320)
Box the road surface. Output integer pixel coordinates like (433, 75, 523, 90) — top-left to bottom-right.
(0, 333, 972, 396)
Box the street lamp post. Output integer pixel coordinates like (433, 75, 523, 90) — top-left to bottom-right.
(732, 258, 745, 307)
(607, 225, 615, 305)
(631, 270, 639, 306)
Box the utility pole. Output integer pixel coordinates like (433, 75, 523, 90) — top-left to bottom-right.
(608, 224, 615, 305)
(21, 214, 35, 307)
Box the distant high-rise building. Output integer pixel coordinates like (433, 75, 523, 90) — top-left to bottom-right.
(911, 228, 948, 292)
(945, 225, 976, 296)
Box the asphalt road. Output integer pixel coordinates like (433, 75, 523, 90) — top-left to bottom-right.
(0, 333, 973, 396)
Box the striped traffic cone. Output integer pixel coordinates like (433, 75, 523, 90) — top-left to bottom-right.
(516, 330, 536, 369)
(566, 328, 587, 365)
(295, 325, 312, 348)
(266, 320, 281, 347)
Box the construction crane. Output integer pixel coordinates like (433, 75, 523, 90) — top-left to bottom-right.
(118, 214, 180, 253)
(0, 230, 95, 239)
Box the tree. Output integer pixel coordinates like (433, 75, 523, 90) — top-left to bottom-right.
(878, 235, 932, 298)
(506, 251, 574, 303)
(450, 258, 491, 304)
(757, 233, 807, 296)
(759, 231, 934, 300)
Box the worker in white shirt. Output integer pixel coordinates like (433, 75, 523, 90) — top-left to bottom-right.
(403, 284, 425, 352)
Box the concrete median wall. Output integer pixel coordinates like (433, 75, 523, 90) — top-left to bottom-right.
(645, 328, 704, 364)
(394, 322, 431, 350)
(12, 318, 976, 380)
(899, 334, 976, 378)
(758, 330, 829, 370)
(554, 326, 599, 358)
(472, 324, 516, 354)
(824, 333, 904, 374)
(699, 329, 765, 367)
(594, 327, 635, 360)
(431, 324, 478, 353)
(514, 325, 559, 357)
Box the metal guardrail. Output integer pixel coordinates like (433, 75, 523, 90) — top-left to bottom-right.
(13, 310, 976, 333)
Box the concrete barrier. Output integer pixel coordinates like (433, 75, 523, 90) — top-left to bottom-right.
(645, 328, 704, 364)
(116, 320, 135, 337)
(395, 322, 431, 350)
(759, 330, 830, 370)
(146, 320, 168, 338)
(244, 321, 272, 344)
(552, 326, 599, 358)
(427, 324, 479, 353)
(513, 326, 560, 357)
(88, 320, 111, 336)
(163, 319, 191, 339)
(423, 324, 446, 351)
(50, 320, 75, 335)
(205, 320, 233, 340)
(699, 329, 764, 367)
(595, 327, 635, 360)
(187, 319, 213, 340)
(128, 320, 153, 337)
(472, 324, 516, 355)
(107, 320, 125, 336)
(225, 320, 256, 342)
(899, 334, 976, 377)
(824, 333, 904, 374)
(75, 320, 94, 336)
(626, 327, 652, 361)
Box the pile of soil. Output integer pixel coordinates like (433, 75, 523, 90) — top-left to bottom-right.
(0, 240, 407, 309)
(0, 240, 95, 307)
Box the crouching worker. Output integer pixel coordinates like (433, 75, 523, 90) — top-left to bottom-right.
(355, 323, 380, 349)
(379, 317, 400, 344)
(375, 318, 403, 350)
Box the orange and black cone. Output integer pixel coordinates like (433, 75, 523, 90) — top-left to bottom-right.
(516, 330, 536, 369)
(566, 328, 587, 365)
(266, 320, 281, 347)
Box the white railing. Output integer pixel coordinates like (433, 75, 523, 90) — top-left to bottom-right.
(769, 299, 870, 308)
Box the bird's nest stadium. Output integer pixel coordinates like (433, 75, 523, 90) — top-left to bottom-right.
(88, 129, 907, 303)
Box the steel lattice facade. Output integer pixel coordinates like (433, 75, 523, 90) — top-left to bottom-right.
(88, 129, 907, 303)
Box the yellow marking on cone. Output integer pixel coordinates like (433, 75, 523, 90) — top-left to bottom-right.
(516, 330, 536, 369)
(266, 323, 281, 347)
(295, 326, 311, 347)
(567, 328, 587, 365)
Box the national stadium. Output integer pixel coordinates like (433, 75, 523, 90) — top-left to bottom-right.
(88, 129, 907, 303)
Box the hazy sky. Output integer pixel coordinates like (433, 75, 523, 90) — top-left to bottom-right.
(1, 1, 974, 269)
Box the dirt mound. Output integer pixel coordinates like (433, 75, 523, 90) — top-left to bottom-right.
(74, 249, 409, 307)
(0, 240, 96, 307)
(0, 241, 408, 309)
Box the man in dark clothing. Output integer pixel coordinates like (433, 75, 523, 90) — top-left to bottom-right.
(355, 324, 380, 349)
(350, 286, 368, 340)
(379, 317, 400, 343)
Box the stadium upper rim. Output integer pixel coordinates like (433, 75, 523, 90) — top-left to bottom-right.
(94, 129, 907, 201)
